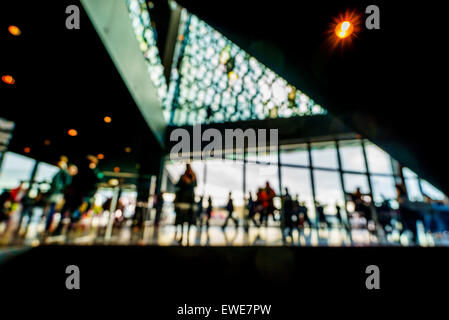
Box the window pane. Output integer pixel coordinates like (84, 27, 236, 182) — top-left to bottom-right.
(311, 141, 338, 169)
(35, 162, 59, 183)
(339, 140, 365, 172)
(420, 180, 446, 201)
(343, 173, 370, 195)
(0, 152, 35, 191)
(313, 170, 344, 215)
(371, 175, 396, 203)
(280, 144, 309, 166)
(281, 166, 313, 217)
(365, 141, 392, 174)
(205, 159, 243, 207)
(404, 178, 423, 201)
(246, 147, 278, 164)
(402, 167, 417, 178)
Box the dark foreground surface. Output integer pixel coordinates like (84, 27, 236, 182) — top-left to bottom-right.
(1, 245, 447, 317)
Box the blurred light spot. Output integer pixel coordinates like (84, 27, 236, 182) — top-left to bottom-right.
(8, 25, 21, 36)
(68, 129, 78, 136)
(104, 116, 112, 123)
(335, 20, 354, 39)
(124, 147, 131, 153)
(24, 147, 31, 153)
(2, 75, 15, 85)
(44, 139, 51, 146)
(114, 166, 120, 173)
(97, 153, 104, 160)
(109, 178, 119, 186)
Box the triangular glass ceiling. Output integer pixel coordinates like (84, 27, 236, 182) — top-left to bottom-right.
(126, 0, 326, 126)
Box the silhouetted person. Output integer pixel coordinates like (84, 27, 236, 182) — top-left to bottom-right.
(153, 191, 164, 227)
(246, 192, 259, 230)
(264, 182, 277, 222)
(282, 188, 295, 239)
(196, 196, 204, 226)
(222, 192, 238, 229)
(174, 163, 197, 244)
(316, 202, 328, 228)
(396, 183, 420, 244)
(44, 156, 73, 233)
(54, 156, 98, 236)
(205, 196, 213, 228)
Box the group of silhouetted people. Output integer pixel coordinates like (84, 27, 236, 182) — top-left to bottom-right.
(0, 155, 100, 242)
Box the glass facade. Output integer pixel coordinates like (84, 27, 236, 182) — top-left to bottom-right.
(0, 152, 36, 191)
(164, 138, 448, 218)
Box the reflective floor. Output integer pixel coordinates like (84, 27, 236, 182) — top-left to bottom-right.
(2, 205, 449, 247)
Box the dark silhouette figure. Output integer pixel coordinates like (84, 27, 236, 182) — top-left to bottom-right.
(174, 163, 197, 244)
(222, 192, 238, 229)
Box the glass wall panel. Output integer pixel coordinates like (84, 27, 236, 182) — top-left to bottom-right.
(280, 166, 314, 217)
(311, 141, 338, 169)
(246, 147, 278, 164)
(204, 159, 243, 207)
(365, 141, 393, 174)
(343, 173, 370, 195)
(0, 152, 35, 191)
(35, 162, 59, 183)
(339, 140, 365, 172)
(402, 167, 423, 201)
(420, 180, 446, 201)
(371, 175, 397, 203)
(280, 144, 309, 167)
(313, 170, 344, 215)
(404, 178, 422, 201)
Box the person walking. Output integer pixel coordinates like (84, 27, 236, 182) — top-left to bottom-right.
(222, 192, 238, 230)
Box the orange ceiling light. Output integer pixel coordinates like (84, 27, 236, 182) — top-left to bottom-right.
(335, 21, 353, 39)
(327, 10, 362, 50)
(1, 75, 15, 85)
(68, 129, 78, 136)
(8, 25, 21, 36)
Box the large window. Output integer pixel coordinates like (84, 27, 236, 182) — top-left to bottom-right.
(35, 162, 59, 183)
(313, 170, 344, 215)
(343, 173, 370, 195)
(365, 141, 393, 174)
(402, 167, 423, 201)
(163, 139, 447, 220)
(280, 144, 309, 167)
(204, 159, 243, 207)
(0, 152, 36, 191)
(311, 141, 338, 169)
(339, 140, 366, 172)
(371, 175, 397, 203)
(420, 179, 445, 201)
(281, 166, 313, 216)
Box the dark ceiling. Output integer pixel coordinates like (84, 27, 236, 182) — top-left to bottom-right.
(176, 0, 449, 194)
(0, 0, 162, 175)
(0, 0, 447, 193)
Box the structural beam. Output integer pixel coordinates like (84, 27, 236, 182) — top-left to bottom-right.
(81, 0, 166, 147)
